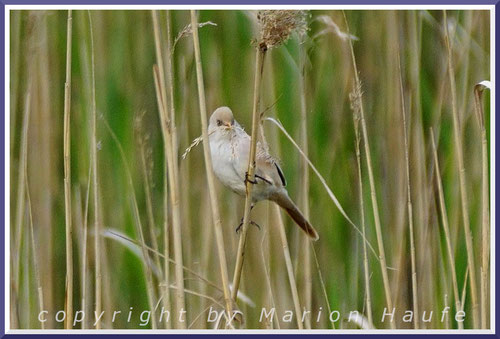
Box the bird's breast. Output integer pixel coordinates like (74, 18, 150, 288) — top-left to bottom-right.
(209, 136, 246, 196)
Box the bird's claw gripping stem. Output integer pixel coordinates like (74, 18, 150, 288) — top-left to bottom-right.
(236, 220, 261, 234)
(244, 171, 257, 185)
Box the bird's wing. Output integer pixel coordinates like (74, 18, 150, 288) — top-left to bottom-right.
(255, 145, 286, 188)
(232, 128, 286, 188)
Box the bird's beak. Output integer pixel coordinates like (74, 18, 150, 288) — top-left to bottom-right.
(224, 122, 233, 130)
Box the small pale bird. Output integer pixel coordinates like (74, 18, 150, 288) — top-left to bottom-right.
(208, 106, 319, 241)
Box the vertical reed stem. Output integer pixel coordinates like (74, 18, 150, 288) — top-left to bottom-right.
(397, 52, 419, 329)
(259, 123, 304, 330)
(12, 84, 32, 329)
(430, 129, 463, 329)
(190, 10, 234, 325)
(231, 47, 266, 302)
(353, 102, 372, 326)
(443, 10, 479, 328)
(473, 84, 489, 329)
(87, 11, 102, 329)
(25, 162, 45, 329)
(298, 43, 312, 330)
(275, 207, 304, 329)
(152, 10, 186, 328)
(343, 12, 395, 328)
(63, 9, 74, 329)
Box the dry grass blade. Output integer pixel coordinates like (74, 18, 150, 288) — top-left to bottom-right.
(443, 10, 479, 328)
(63, 9, 73, 329)
(190, 9, 234, 325)
(181, 131, 215, 160)
(313, 15, 358, 41)
(182, 136, 204, 159)
(264, 117, 378, 258)
(173, 21, 217, 51)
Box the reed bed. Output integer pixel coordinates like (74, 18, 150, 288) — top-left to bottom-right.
(9, 9, 490, 330)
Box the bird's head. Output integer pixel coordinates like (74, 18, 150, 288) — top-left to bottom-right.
(209, 106, 235, 133)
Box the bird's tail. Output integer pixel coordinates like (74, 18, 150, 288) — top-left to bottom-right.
(273, 193, 319, 241)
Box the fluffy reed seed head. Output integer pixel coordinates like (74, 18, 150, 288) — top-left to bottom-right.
(256, 10, 308, 51)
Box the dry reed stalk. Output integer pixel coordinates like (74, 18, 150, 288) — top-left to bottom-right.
(430, 129, 463, 330)
(231, 12, 310, 314)
(164, 12, 185, 327)
(261, 62, 281, 330)
(63, 10, 74, 329)
(473, 83, 490, 329)
(135, 114, 162, 278)
(274, 206, 304, 329)
(352, 91, 372, 327)
(152, 11, 186, 328)
(87, 11, 102, 329)
(298, 41, 312, 330)
(149, 11, 171, 330)
(443, 10, 479, 328)
(230, 46, 266, 302)
(10, 11, 21, 156)
(162, 201, 171, 330)
(101, 118, 158, 329)
(17, 77, 44, 328)
(37, 17, 55, 326)
(189, 10, 234, 326)
(397, 52, 419, 329)
(343, 12, 394, 329)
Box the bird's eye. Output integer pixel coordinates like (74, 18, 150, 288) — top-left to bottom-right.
(217, 120, 222, 126)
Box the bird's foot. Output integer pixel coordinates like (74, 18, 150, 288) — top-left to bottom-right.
(236, 219, 261, 234)
(244, 172, 258, 185)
